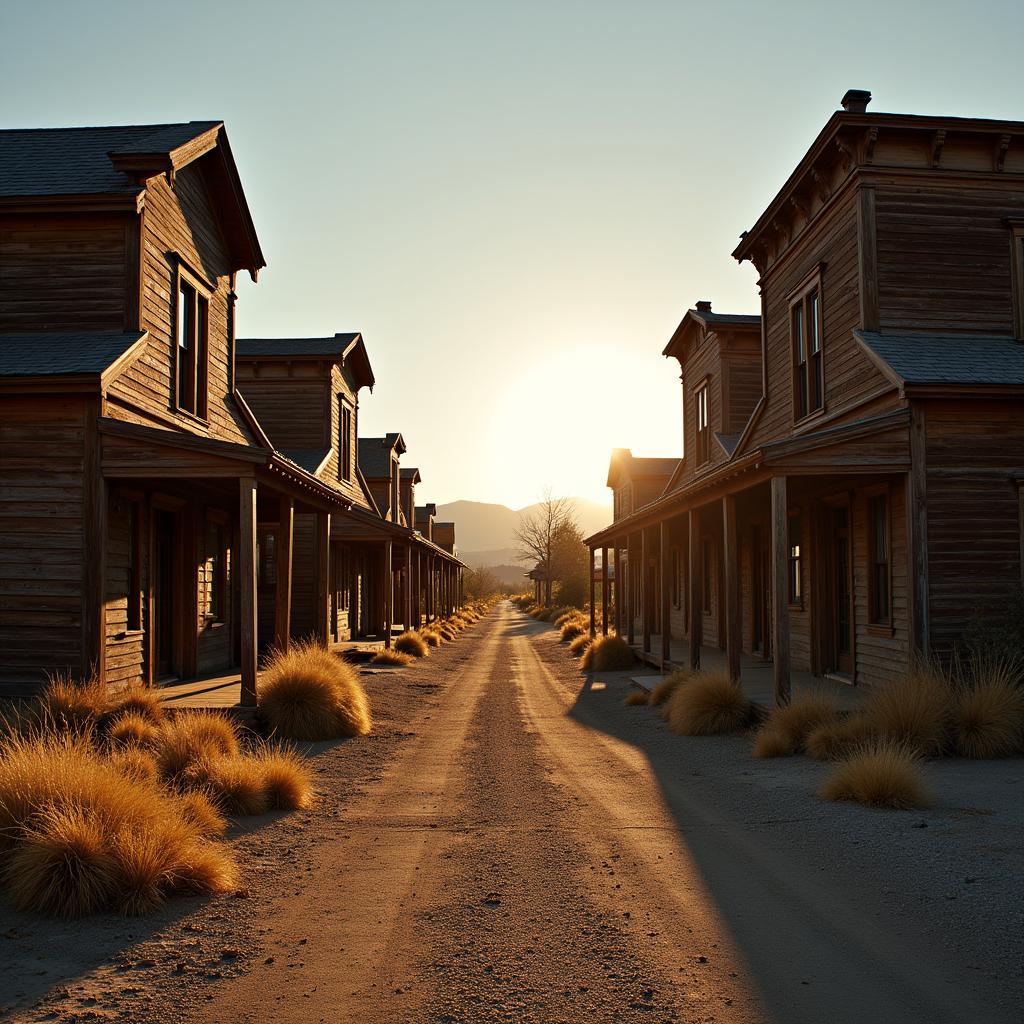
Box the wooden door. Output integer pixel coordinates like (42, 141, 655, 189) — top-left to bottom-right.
(831, 505, 854, 675)
(153, 510, 176, 678)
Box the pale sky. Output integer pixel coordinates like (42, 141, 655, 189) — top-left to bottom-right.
(3, 1, 1022, 508)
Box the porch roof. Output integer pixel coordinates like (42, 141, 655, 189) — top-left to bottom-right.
(0, 330, 148, 389)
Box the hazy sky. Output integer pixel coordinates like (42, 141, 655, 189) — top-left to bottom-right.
(3, 1, 1022, 508)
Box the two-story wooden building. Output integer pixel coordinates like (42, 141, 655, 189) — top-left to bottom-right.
(0, 121, 464, 702)
(586, 91, 1024, 702)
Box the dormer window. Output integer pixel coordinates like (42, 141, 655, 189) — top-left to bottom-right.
(695, 383, 710, 466)
(338, 398, 353, 482)
(791, 276, 823, 421)
(175, 273, 209, 418)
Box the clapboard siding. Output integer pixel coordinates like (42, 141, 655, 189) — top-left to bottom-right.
(0, 397, 87, 692)
(0, 214, 130, 331)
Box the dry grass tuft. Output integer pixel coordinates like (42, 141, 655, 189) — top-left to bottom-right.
(805, 714, 876, 761)
(560, 618, 588, 643)
(554, 610, 582, 628)
(581, 635, 635, 673)
(420, 628, 443, 647)
(107, 712, 161, 750)
(665, 671, 751, 736)
(649, 670, 690, 708)
(103, 687, 165, 728)
(953, 656, 1024, 759)
(394, 631, 429, 658)
(569, 634, 592, 657)
(109, 746, 159, 783)
(254, 745, 313, 810)
(865, 663, 952, 755)
(259, 641, 372, 740)
(156, 713, 240, 780)
(819, 739, 932, 809)
(188, 755, 268, 817)
(752, 692, 839, 758)
(624, 689, 649, 707)
(39, 672, 107, 733)
(371, 649, 414, 667)
(169, 841, 239, 896)
(176, 790, 228, 838)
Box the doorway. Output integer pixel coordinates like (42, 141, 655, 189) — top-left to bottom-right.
(153, 510, 176, 679)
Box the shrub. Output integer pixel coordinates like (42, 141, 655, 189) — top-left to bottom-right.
(560, 619, 588, 643)
(109, 746, 159, 783)
(649, 670, 690, 708)
(569, 634, 592, 657)
(188, 754, 267, 816)
(420, 628, 442, 648)
(752, 692, 838, 758)
(254, 746, 313, 810)
(176, 790, 227, 838)
(806, 714, 876, 761)
(259, 641, 371, 740)
(39, 673, 106, 733)
(665, 672, 751, 736)
(371, 649, 414, 667)
(108, 712, 161, 750)
(953, 656, 1024, 759)
(865, 663, 952, 755)
(554, 610, 582, 628)
(624, 689, 649, 707)
(156, 712, 240, 780)
(581, 635, 635, 672)
(394, 631, 429, 658)
(820, 740, 931, 809)
(103, 687, 165, 728)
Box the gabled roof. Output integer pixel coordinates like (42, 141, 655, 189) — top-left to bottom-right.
(358, 433, 406, 478)
(0, 330, 148, 389)
(0, 121, 264, 279)
(606, 448, 680, 488)
(855, 331, 1024, 391)
(415, 502, 436, 519)
(279, 447, 332, 475)
(400, 467, 421, 484)
(236, 333, 375, 391)
(663, 305, 760, 360)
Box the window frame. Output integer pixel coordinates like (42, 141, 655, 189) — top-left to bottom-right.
(789, 268, 825, 424)
(1010, 222, 1024, 342)
(126, 499, 142, 632)
(173, 264, 211, 420)
(867, 488, 892, 627)
(694, 380, 710, 467)
(338, 396, 353, 482)
(787, 512, 804, 609)
(204, 517, 228, 624)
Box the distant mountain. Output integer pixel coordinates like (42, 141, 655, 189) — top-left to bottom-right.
(436, 498, 612, 562)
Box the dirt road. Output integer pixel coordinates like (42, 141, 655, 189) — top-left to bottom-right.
(197, 603, 1020, 1024)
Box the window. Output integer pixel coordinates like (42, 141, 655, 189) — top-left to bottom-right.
(339, 399, 353, 481)
(702, 539, 712, 613)
(126, 501, 142, 631)
(257, 530, 277, 588)
(695, 384, 710, 466)
(671, 546, 680, 608)
(175, 277, 209, 417)
(205, 521, 226, 622)
(788, 514, 803, 607)
(1011, 224, 1024, 341)
(791, 279, 823, 421)
(869, 494, 891, 624)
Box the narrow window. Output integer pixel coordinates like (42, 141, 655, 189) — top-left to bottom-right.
(702, 539, 712, 613)
(1012, 227, 1024, 341)
(695, 384, 710, 466)
(788, 514, 803, 607)
(338, 398, 353, 481)
(196, 295, 209, 418)
(791, 280, 824, 421)
(127, 502, 141, 631)
(175, 279, 209, 417)
(869, 494, 890, 624)
(206, 521, 225, 622)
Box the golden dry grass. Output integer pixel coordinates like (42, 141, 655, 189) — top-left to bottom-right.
(581, 635, 635, 672)
(819, 740, 932, 809)
(103, 687, 165, 727)
(371, 649, 414, 667)
(254, 745, 314, 810)
(624, 689, 649, 707)
(39, 673, 106, 732)
(176, 790, 228, 838)
(188, 754, 267, 816)
(752, 692, 839, 758)
(259, 641, 372, 740)
(805, 713, 876, 761)
(569, 633, 592, 657)
(560, 618, 588, 643)
(394, 631, 429, 658)
(554, 610, 582, 628)
(420, 628, 443, 647)
(953, 657, 1024, 758)
(864, 663, 952, 755)
(109, 746, 159, 783)
(665, 671, 751, 736)
(107, 712, 161, 750)
(156, 712, 240, 780)
(649, 670, 690, 708)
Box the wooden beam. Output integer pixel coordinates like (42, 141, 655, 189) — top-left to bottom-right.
(641, 530, 651, 652)
(383, 540, 393, 647)
(239, 477, 257, 707)
(405, 545, 413, 630)
(274, 496, 294, 652)
(626, 534, 636, 645)
(660, 521, 671, 668)
(857, 186, 880, 332)
(601, 546, 610, 637)
(770, 476, 791, 706)
(723, 495, 741, 683)
(907, 405, 931, 654)
(83, 400, 107, 683)
(613, 544, 621, 636)
(688, 510, 701, 671)
(315, 511, 330, 644)
(589, 547, 596, 637)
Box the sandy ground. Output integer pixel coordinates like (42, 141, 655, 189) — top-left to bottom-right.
(1, 603, 1022, 1023)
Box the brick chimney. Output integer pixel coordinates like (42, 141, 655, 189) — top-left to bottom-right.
(696, 300, 712, 313)
(841, 89, 872, 113)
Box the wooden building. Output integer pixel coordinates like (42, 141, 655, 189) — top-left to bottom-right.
(0, 120, 463, 701)
(586, 91, 1024, 703)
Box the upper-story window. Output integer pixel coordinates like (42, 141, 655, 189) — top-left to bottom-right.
(338, 398, 353, 482)
(390, 458, 399, 520)
(175, 275, 209, 418)
(787, 513, 803, 608)
(791, 278, 823, 422)
(695, 383, 710, 466)
(1011, 224, 1024, 341)
(868, 492, 891, 625)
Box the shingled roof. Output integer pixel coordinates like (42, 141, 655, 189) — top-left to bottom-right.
(0, 330, 147, 379)
(0, 122, 220, 197)
(358, 434, 405, 478)
(236, 333, 375, 390)
(855, 330, 1024, 388)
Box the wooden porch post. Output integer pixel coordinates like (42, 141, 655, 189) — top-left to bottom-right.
(626, 534, 636, 645)
(770, 476, 791, 706)
(414, 549, 422, 628)
(315, 511, 330, 644)
(660, 520, 671, 668)
(239, 477, 258, 707)
(383, 540, 393, 647)
(83, 400, 107, 683)
(641, 527, 651, 654)
(589, 546, 596, 636)
(601, 546, 610, 636)
(688, 509, 701, 671)
(274, 496, 294, 652)
(613, 543, 622, 636)
(908, 407, 931, 654)
(404, 544, 413, 630)
(723, 494, 741, 683)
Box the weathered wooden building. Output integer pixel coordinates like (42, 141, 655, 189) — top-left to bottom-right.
(586, 91, 1024, 701)
(0, 121, 463, 701)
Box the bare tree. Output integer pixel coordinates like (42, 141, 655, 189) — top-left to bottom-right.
(515, 489, 578, 605)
